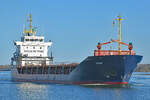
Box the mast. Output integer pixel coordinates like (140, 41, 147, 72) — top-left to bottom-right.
(115, 15, 124, 55)
(24, 14, 37, 35)
(29, 14, 32, 33)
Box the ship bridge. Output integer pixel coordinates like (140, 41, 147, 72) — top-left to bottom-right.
(12, 14, 53, 66)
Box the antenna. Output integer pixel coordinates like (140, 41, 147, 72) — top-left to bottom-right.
(112, 20, 115, 33)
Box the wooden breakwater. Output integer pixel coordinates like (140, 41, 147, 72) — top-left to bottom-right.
(134, 64, 150, 72)
(0, 65, 10, 71)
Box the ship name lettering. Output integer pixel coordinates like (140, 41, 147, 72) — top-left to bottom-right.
(96, 62, 103, 64)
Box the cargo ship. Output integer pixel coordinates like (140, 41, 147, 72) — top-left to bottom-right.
(11, 14, 142, 85)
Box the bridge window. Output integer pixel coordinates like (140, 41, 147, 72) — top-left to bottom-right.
(30, 39, 34, 41)
(39, 39, 43, 42)
(25, 39, 43, 42)
(25, 39, 29, 41)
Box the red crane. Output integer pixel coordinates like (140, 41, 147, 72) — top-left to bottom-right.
(95, 39, 133, 56)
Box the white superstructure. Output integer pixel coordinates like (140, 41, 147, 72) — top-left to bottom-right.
(11, 14, 53, 66)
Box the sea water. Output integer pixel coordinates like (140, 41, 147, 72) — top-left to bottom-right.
(0, 71, 150, 100)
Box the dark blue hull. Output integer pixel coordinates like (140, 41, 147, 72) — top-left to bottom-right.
(12, 55, 142, 85)
(68, 55, 142, 84)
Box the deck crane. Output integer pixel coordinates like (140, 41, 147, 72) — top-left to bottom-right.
(96, 39, 133, 56)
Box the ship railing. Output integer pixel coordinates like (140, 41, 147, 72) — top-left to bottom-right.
(94, 50, 136, 56)
(17, 63, 79, 75)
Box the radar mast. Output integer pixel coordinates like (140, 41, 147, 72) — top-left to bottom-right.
(24, 14, 37, 36)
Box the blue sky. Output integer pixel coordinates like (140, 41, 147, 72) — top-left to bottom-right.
(0, 0, 149, 64)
